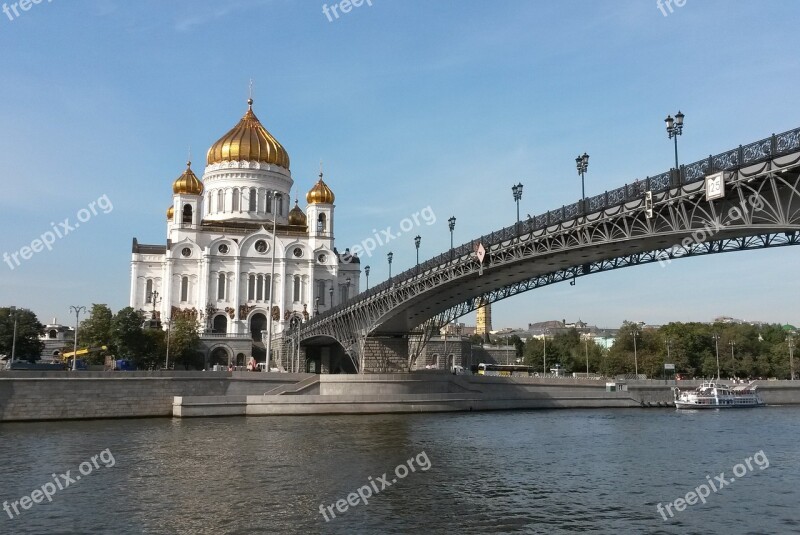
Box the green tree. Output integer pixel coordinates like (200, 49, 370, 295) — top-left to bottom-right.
(78, 304, 114, 364)
(167, 317, 202, 370)
(111, 307, 148, 361)
(0, 307, 44, 362)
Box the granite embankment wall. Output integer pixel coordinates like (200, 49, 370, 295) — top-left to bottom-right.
(3, 372, 800, 421)
(0, 371, 310, 422)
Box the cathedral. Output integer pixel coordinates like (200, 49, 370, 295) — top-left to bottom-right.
(130, 98, 361, 368)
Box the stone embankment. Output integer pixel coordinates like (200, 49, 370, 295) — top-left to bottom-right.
(1, 371, 798, 421)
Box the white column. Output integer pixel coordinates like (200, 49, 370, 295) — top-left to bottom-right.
(232, 257, 241, 330)
(130, 260, 139, 307)
(163, 259, 174, 320)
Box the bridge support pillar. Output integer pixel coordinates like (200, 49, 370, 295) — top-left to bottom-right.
(361, 336, 409, 374)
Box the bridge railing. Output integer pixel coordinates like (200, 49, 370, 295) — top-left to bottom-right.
(305, 127, 800, 329)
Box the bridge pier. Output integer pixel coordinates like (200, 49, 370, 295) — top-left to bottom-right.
(362, 336, 409, 373)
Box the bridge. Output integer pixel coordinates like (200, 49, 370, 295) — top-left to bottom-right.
(284, 127, 800, 373)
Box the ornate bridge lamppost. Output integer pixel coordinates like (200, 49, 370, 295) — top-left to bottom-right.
(511, 183, 523, 224)
(387, 251, 393, 279)
(414, 235, 421, 268)
(329, 287, 334, 307)
(575, 152, 589, 203)
(364, 265, 370, 291)
(448, 216, 456, 251)
(665, 110, 685, 171)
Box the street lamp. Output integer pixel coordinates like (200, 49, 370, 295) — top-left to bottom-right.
(511, 183, 523, 224)
(542, 329, 549, 375)
(414, 235, 421, 267)
(575, 152, 589, 203)
(150, 290, 161, 321)
(265, 191, 281, 372)
(8, 306, 17, 365)
(364, 265, 370, 290)
(164, 318, 171, 370)
(448, 216, 456, 251)
(328, 286, 334, 307)
(69, 305, 86, 371)
(584, 336, 589, 375)
(665, 337, 672, 380)
(387, 251, 393, 278)
(314, 297, 320, 315)
(788, 333, 795, 381)
(633, 328, 639, 378)
(729, 340, 736, 377)
(713, 333, 721, 380)
(345, 277, 351, 301)
(665, 110, 685, 171)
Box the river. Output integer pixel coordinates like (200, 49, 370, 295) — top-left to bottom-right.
(1, 408, 798, 534)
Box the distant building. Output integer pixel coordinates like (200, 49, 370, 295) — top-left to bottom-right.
(39, 321, 74, 361)
(476, 301, 492, 342)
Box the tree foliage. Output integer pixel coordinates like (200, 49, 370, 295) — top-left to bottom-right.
(0, 307, 44, 362)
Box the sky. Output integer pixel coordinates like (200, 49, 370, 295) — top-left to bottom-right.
(0, 0, 798, 330)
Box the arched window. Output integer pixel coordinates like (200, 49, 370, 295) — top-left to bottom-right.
(340, 284, 348, 304)
(213, 314, 227, 334)
(256, 275, 263, 302)
(232, 188, 240, 212)
(182, 204, 193, 224)
(145, 279, 153, 303)
(248, 274, 255, 301)
(266, 192, 273, 213)
(317, 213, 327, 233)
(249, 188, 257, 212)
(293, 276, 301, 302)
(264, 275, 271, 300)
(217, 273, 226, 300)
(48, 329, 57, 339)
(217, 190, 224, 213)
(180, 276, 189, 302)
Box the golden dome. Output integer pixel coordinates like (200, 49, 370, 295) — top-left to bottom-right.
(172, 161, 204, 195)
(288, 199, 307, 226)
(167, 205, 174, 220)
(306, 172, 335, 204)
(206, 99, 290, 169)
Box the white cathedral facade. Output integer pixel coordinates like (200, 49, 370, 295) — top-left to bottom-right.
(130, 98, 361, 368)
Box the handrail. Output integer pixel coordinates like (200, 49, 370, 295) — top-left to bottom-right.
(304, 127, 800, 328)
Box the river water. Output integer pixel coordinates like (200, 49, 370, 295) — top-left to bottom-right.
(1, 408, 798, 534)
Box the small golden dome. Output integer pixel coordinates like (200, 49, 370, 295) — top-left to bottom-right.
(172, 161, 204, 195)
(306, 172, 335, 204)
(167, 205, 174, 220)
(206, 99, 290, 169)
(288, 199, 307, 226)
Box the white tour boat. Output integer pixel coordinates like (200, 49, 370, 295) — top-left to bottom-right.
(673, 381, 764, 409)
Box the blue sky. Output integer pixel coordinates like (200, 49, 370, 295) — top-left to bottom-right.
(1, 0, 798, 329)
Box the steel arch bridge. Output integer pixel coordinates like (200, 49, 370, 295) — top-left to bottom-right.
(287, 128, 800, 372)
